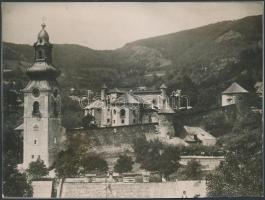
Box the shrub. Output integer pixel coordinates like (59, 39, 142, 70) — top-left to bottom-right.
(54, 148, 80, 178)
(135, 175, 143, 183)
(82, 154, 108, 174)
(182, 160, 203, 180)
(149, 174, 162, 182)
(114, 155, 133, 173)
(26, 158, 49, 180)
(82, 114, 95, 129)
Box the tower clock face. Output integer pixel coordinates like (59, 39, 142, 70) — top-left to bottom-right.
(32, 88, 40, 97)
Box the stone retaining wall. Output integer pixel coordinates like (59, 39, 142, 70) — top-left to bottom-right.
(60, 180, 207, 198)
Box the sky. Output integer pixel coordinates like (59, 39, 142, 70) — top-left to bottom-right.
(2, 2, 263, 50)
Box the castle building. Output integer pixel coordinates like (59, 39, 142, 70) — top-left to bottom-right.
(19, 23, 65, 168)
(84, 84, 174, 127)
(221, 82, 249, 107)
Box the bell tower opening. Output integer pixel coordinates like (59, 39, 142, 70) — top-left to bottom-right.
(32, 101, 40, 116)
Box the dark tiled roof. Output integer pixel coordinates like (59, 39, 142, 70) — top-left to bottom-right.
(222, 82, 249, 94)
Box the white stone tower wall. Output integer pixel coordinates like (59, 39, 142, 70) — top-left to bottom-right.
(23, 91, 49, 168)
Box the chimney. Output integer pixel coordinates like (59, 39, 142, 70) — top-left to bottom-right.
(160, 83, 167, 98)
(101, 83, 107, 100)
(87, 90, 93, 104)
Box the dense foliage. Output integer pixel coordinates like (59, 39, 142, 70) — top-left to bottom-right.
(54, 148, 108, 178)
(82, 113, 96, 129)
(182, 160, 203, 180)
(61, 93, 84, 129)
(26, 158, 49, 180)
(114, 155, 134, 173)
(133, 138, 181, 177)
(206, 110, 263, 197)
(2, 85, 31, 197)
(3, 151, 33, 197)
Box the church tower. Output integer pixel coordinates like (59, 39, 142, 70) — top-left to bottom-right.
(22, 23, 65, 168)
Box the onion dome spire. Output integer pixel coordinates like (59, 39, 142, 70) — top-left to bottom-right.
(26, 23, 60, 80)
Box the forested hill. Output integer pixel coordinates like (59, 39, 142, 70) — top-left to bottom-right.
(3, 15, 262, 109)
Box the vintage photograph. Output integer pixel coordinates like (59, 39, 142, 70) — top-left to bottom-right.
(1, 1, 264, 198)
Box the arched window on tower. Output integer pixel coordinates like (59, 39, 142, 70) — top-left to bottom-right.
(53, 89, 60, 117)
(32, 101, 40, 116)
(38, 50, 42, 59)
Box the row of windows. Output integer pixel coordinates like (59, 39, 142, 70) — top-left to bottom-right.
(110, 109, 136, 115)
(32, 101, 60, 117)
(107, 119, 136, 124)
(33, 137, 57, 145)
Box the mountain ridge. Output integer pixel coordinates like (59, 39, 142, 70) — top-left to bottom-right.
(3, 14, 262, 109)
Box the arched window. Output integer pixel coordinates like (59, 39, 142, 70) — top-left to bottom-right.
(53, 89, 60, 117)
(113, 109, 116, 115)
(32, 101, 40, 115)
(38, 50, 42, 59)
(33, 124, 39, 131)
(149, 116, 152, 123)
(194, 135, 198, 141)
(120, 109, 126, 117)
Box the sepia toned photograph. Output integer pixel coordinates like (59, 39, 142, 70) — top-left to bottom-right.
(1, 1, 264, 198)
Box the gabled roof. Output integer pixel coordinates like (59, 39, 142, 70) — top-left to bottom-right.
(133, 90, 161, 94)
(158, 105, 175, 114)
(222, 82, 249, 94)
(84, 99, 105, 109)
(113, 93, 140, 104)
(15, 123, 24, 131)
(255, 82, 263, 94)
(160, 83, 167, 89)
(108, 88, 124, 94)
(183, 126, 216, 140)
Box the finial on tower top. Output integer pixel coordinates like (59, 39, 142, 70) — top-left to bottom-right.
(41, 23, 46, 29)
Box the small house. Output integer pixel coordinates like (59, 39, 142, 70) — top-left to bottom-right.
(222, 82, 249, 106)
(182, 126, 216, 146)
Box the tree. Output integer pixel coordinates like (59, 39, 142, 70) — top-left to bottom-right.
(133, 138, 181, 177)
(54, 148, 80, 178)
(206, 112, 263, 197)
(26, 158, 49, 180)
(3, 171, 33, 197)
(82, 113, 95, 129)
(61, 94, 83, 129)
(159, 147, 181, 178)
(114, 155, 134, 173)
(81, 154, 108, 174)
(3, 151, 32, 197)
(183, 160, 203, 180)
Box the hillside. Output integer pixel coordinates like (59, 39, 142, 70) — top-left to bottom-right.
(3, 15, 263, 109)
